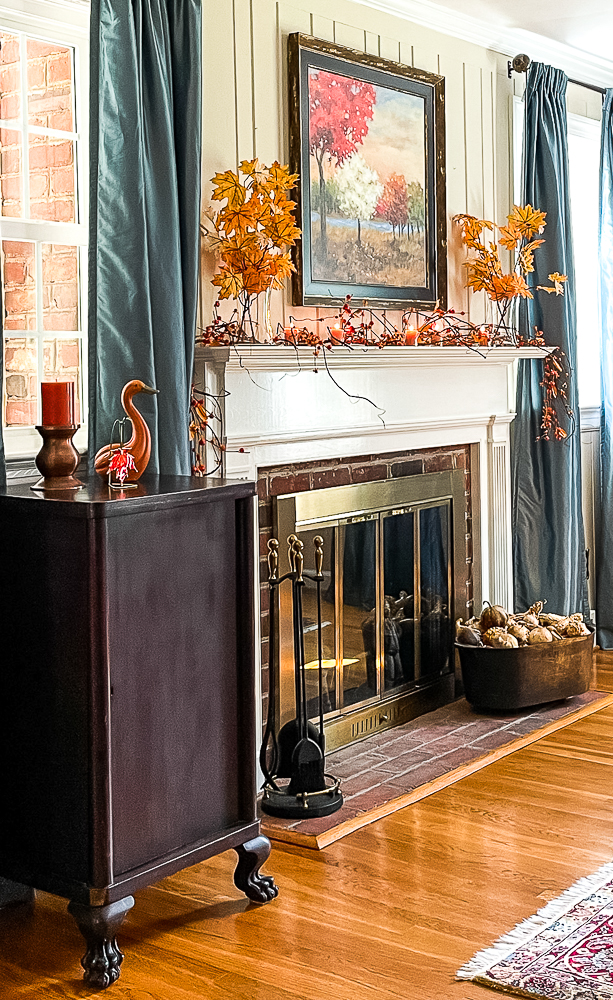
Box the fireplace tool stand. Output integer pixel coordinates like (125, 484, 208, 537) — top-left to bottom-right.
(260, 534, 343, 819)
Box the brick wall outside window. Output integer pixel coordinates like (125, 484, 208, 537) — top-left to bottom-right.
(0, 28, 82, 430)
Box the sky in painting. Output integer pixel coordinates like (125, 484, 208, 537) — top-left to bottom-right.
(360, 86, 425, 187)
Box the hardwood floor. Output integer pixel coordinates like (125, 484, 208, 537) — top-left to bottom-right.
(3, 661, 613, 998)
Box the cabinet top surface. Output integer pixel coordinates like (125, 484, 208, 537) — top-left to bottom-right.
(0, 474, 255, 518)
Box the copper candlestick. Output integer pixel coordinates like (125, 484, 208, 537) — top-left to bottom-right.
(31, 424, 84, 491)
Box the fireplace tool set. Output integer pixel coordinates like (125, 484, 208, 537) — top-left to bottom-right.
(260, 534, 343, 818)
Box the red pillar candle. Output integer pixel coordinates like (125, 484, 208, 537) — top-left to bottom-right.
(405, 327, 418, 346)
(41, 381, 75, 426)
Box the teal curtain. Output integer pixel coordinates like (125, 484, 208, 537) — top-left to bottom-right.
(512, 62, 588, 616)
(596, 89, 613, 646)
(88, 0, 201, 474)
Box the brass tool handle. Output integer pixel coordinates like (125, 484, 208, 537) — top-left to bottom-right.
(293, 538, 304, 583)
(287, 533, 297, 573)
(314, 535, 324, 578)
(267, 538, 279, 581)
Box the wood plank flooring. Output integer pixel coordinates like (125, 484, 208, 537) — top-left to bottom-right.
(3, 661, 613, 998)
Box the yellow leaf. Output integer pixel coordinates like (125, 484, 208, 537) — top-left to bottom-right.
(498, 223, 521, 250)
(212, 269, 243, 299)
(518, 238, 546, 274)
(507, 204, 547, 238)
(239, 158, 259, 176)
(268, 161, 299, 190)
(221, 203, 260, 237)
(211, 170, 246, 209)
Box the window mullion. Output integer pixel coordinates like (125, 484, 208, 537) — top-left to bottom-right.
(18, 30, 29, 221)
(35, 239, 43, 423)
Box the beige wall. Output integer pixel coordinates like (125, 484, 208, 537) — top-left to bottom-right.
(201, 0, 515, 335)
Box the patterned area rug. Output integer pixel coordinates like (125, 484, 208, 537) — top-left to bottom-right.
(458, 861, 613, 998)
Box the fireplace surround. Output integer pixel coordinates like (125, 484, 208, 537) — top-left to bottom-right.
(194, 343, 547, 752)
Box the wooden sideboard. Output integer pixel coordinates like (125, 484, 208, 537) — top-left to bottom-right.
(0, 474, 277, 987)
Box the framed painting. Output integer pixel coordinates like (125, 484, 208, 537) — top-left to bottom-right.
(288, 33, 447, 309)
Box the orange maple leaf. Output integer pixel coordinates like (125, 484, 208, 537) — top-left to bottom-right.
(498, 222, 521, 251)
(518, 238, 546, 274)
(489, 273, 532, 300)
(538, 272, 568, 295)
(212, 268, 243, 299)
(507, 204, 547, 238)
(206, 160, 301, 304)
(211, 170, 245, 210)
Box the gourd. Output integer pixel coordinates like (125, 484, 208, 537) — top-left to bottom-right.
(479, 603, 508, 631)
(527, 626, 553, 644)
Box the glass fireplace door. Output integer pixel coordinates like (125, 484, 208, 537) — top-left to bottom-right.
(381, 501, 452, 691)
(278, 471, 461, 748)
(295, 499, 453, 721)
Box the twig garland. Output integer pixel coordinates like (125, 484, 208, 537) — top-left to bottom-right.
(196, 295, 573, 442)
(538, 345, 574, 442)
(189, 385, 228, 476)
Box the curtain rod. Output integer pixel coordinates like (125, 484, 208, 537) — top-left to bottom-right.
(508, 53, 607, 98)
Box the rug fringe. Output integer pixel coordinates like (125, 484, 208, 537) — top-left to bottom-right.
(457, 857, 613, 980)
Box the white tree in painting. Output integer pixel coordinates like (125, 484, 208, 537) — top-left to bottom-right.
(335, 153, 383, 245)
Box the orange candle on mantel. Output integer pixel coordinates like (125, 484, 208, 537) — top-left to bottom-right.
(41, 381, 75, 426)
(405, 327, 418, 346)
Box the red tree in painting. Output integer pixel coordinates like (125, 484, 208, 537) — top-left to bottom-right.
(309, 70, 376, 255)
(377, 173, 408, 239)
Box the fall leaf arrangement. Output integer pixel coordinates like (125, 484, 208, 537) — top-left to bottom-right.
(454, 204, 567, 331)
(202, 159, 301, 339)
(454, 204, 573, 441)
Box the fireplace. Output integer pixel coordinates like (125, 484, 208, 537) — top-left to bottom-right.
(194, 343, 545, 756)
(272, 468, 468, 750)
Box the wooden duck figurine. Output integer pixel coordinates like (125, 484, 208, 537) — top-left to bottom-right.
(94, 379, 159, 482)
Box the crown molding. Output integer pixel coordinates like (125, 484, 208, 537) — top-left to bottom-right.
(353, 0, 613, 88)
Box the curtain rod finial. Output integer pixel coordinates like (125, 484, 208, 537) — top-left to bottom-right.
(512, 53, 531, 74)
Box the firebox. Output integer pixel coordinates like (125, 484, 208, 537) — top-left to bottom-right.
(274, 470, 467, 751)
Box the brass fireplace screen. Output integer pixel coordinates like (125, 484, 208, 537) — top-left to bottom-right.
(274, 471, 467, 751)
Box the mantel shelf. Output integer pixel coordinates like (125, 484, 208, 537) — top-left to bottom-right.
(195, 344, 552, 373)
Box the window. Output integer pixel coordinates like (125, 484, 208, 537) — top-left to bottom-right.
(568, 113, 601, 410)
(513, 95, 601, 411)
(0, 3, 88, 459)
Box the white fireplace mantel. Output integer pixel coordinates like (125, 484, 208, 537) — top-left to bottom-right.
(195, 344, 549, 612)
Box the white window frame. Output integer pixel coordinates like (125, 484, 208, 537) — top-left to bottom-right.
(0, 0, 88, 459)
(567, 110, 601, 420)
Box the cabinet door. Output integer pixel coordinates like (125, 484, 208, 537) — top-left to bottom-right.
(107, 498, 250, 876)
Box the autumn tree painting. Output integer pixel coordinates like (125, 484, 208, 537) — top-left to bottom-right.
(305, 62, 429, 290)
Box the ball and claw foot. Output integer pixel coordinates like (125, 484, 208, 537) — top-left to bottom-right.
(68, 896, 134, 989)
(233, 835, 279, 904)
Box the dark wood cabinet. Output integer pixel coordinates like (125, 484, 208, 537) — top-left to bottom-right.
(0, 475, 276, 987)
